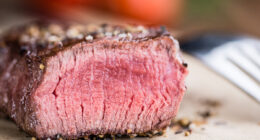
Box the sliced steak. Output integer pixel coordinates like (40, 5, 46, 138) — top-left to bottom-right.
(0, 22, 188, 139)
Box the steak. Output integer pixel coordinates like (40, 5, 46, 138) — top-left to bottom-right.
(0, 22, 188, 139)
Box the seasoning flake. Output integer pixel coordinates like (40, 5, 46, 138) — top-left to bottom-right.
(184, 131, 190, 136)
(39, 64, 45, 70)
(127, 129, 132, 134)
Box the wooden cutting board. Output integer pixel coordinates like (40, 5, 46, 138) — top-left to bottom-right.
(0, 54, 260, 140)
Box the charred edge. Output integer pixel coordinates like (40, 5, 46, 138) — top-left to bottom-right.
(182, 62, 188, 68)
(2, 22, 172, 60)
(36, 129, 166, 140)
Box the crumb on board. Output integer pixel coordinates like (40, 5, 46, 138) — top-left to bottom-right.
(170, 117, 210, 136)
(170, 118, 193, 136)
(198, 110, 216, 119)
(31, 137, 37, 140)
(192, 120, 207, 126)
(175, 130, 183, 134)
(179, 118, 191, 127)
(184, 131, 191, 136)
(202, 100, 221, 108)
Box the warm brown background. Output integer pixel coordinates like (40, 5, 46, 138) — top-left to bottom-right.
(1, 0, 260, 39)
(179, 0, 260, 39)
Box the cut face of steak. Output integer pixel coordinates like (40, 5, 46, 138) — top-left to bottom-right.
(0, 22, 188, 138)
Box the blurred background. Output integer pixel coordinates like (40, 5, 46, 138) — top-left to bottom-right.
(0, 0, 260, 40)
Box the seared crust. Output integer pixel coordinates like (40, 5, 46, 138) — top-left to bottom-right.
(0, 21, 185, 139)
(0, 21, 169, 58)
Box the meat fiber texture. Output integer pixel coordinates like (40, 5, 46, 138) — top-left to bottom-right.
(0, 22, 188, 139)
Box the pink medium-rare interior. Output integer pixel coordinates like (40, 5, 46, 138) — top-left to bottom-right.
(33, 37, 187, 137)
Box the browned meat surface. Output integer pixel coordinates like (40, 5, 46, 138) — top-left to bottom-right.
(0, 22, 188, 139)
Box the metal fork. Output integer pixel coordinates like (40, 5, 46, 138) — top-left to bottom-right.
(181, 34, 260, 103)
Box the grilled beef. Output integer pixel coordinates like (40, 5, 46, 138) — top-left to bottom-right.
(0, 22, 188, 138)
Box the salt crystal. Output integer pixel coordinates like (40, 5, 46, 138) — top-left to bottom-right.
(85, 35, 93, 41)
(118, 33, 127, 38)
(48, 35, 60, 42)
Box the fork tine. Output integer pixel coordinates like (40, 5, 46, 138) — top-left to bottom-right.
(183, 35, 260, 103)
(239, 39, 260, 67)
(224, 59, 260, 103)
(226, 46, 260, 84)
(198, 43, 260, 103)
(202, 55, 260, 103)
